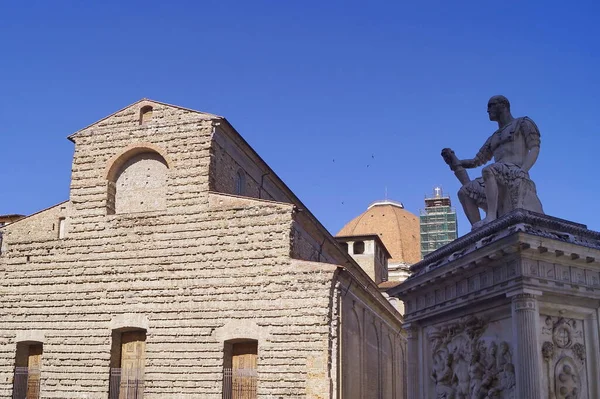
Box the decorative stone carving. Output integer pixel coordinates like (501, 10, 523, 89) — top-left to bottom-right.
(540, 315, 587, 398)
(430, 350, 455, 398)
(541, 341, 555, 362)
(441, 95, 543, 230)
(555, 357, 580, 399)
(428, 316, 515, 398)
(572, 343, 586, 363)
(552, 318, 574, 349)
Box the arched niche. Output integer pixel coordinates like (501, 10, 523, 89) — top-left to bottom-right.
(342, 307, 362, 398)
(105, 145, 171, 215)
(365, 322, 381, 399)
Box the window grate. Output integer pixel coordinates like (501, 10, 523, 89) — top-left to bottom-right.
(12, 367, 40, 399)
(109, 368, 144, 399)
(222, 368, 257, 399)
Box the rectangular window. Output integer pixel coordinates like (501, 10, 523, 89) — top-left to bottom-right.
(223, 341, 257, 399)
(58, 218, 66, 239)
(109, 330, 146, 399)
(13, 342, 42, 399)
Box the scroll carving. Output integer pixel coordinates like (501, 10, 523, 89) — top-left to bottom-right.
(541, 316, 587, 398)
(429, 316, 515, 398)
(555, 357, 580, 399)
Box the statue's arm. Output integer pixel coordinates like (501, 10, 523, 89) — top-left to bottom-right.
(460, 137, 493, 169)
(442, 137, 492, 170)
(460, 157, 485, 169)
(521, 117, 541, 172)
(441, 148, 472, 185)
(522, 145, 539, 172)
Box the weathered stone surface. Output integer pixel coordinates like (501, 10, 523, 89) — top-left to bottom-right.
(390, 210, 600, 399)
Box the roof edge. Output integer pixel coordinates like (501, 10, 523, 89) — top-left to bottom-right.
(367, 199, 405, 209)
(0, 200, 69, 228)
(67, 98, 224, 141)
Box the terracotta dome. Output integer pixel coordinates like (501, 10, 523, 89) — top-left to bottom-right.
(336, 200, 420, 264)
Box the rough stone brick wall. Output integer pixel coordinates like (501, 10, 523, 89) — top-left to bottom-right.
(69, 101, 215, 218)
(0, 202, 69, 250)
(0, 100, 405, 399)
(0, 194, 318, 398)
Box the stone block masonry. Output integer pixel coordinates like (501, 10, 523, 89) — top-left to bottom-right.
(0, 99, 406, 398)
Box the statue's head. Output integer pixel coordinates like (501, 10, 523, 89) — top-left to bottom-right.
(487, 95, 510, 121)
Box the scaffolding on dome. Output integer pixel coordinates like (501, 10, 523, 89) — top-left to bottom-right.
(420, 187, 458, 258)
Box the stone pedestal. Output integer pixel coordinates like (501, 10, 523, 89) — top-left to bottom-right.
(389, 210, 600, 399)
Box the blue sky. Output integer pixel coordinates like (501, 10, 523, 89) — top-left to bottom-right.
(1, 1, 599, 236)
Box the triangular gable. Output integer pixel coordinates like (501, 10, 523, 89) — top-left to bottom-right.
(68, 98, 223, 141)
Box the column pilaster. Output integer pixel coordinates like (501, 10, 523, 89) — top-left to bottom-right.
(511, 292, 542, 398)
(586, 311, 600, 397)
(404, 323, 419, 399)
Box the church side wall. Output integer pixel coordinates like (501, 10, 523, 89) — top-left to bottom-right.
(210, 125, 292, 203)
(290, 220, 344, 265)
(340, 274, 406, 399)
(210, 131, 270, 199)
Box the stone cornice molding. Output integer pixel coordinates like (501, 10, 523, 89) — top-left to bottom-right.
(389, 210, 600, 322)
(387, 210, 600, 300)
(412, 209, 596, 274)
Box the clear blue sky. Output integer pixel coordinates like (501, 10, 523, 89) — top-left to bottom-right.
(1, 1, 599, 236)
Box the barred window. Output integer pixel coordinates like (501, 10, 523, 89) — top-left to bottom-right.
(109, 330, 146, 399)
(223, 340, 257, 399)
(13, 342, 43, 399)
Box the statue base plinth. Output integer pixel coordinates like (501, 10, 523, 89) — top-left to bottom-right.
(389, 209, 600, 399)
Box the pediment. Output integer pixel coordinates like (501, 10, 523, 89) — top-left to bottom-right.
(68, 98, 222, 141)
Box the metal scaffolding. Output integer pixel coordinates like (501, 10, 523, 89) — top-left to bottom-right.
(420, 187, 457, 258)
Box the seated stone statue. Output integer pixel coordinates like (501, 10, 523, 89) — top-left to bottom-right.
(442, 95, 544, 230)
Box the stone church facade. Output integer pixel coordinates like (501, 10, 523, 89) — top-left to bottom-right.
(0, 100, 406, 398)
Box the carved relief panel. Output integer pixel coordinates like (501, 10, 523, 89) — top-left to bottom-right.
(540, 316, 588, 399)
(427, 316, 515, 399)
